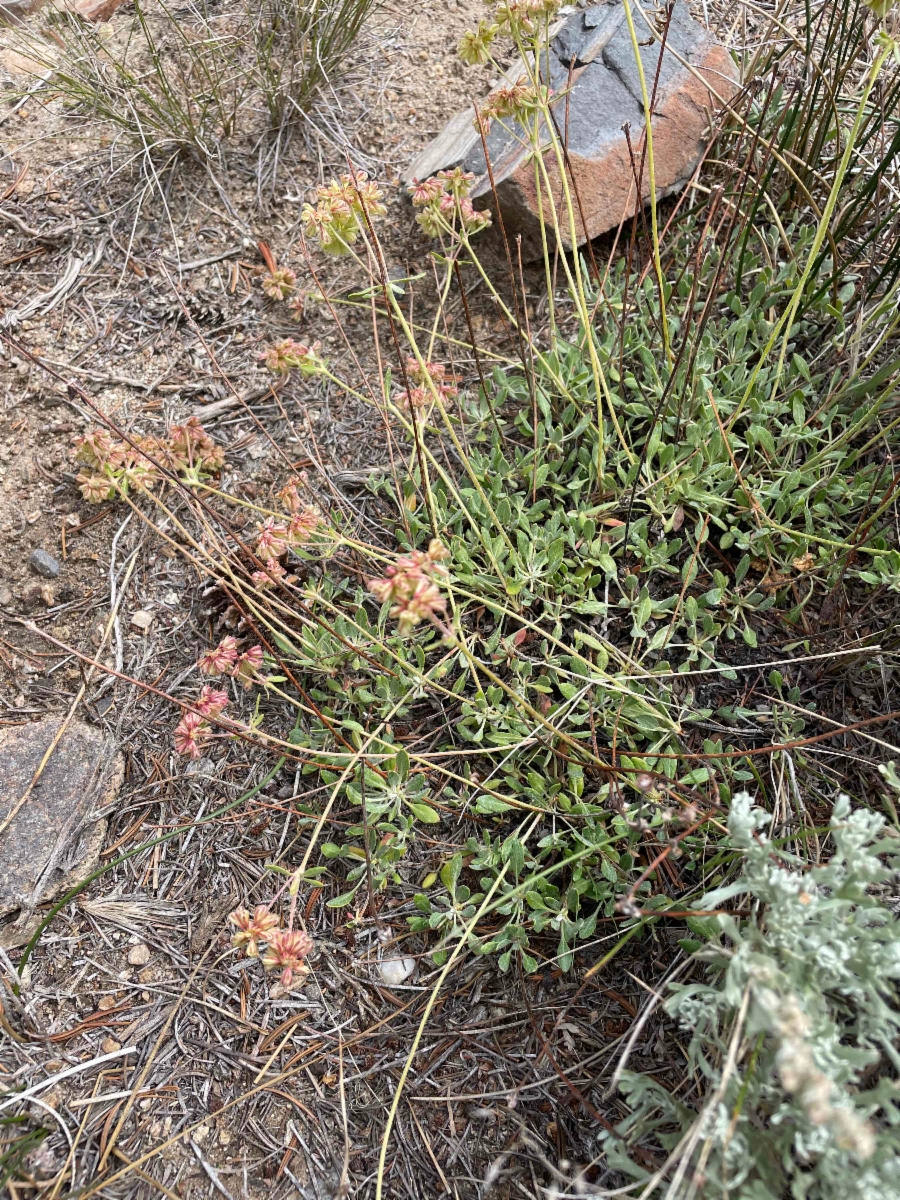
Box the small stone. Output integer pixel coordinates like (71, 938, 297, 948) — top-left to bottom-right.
(0, 586, 11, 606)
(0, 717, 123, 926)
(29, 549, 60, 579)
(96, 996, 117, 1011)
(378, 955, 416, 986)
(130, 610, 153, 632)
(101, 1037, 121, 1054)
(127, 943, 151, 966)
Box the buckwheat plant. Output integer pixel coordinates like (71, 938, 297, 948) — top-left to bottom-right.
(600, 778, 900, 1199)
(408, 168, 492, 239)
(260, 337, 325, 376)
(228, 906, 314, 990)
(395, 356, 459, 412)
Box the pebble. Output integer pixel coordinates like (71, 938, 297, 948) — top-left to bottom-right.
(101, 1038, 121, 1054)
(130, 610, 153, 631)
(378, 955, 416, 985)
(29, 549, 60, 578)
(127, 943, 151, 966)
(0, 586, 11, 606)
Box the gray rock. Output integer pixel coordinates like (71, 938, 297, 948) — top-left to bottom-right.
(406, 0, 740, 250)
(29, 548, 60, 578)
(0, 717, 124, 934)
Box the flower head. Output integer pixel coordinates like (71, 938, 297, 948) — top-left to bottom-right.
(409, 176, 445, 207)
(256, 517, 289, 558)
(77, 472, 116, 504)
(397, 358, 458, 410)
(166, 417, 225, 475)
(368, 539, 449, 635)
(195, 685, 229, 717)
(261, 928, 314, 988)
(252, 558, 288, 589)
(198, 636, 239, 676)
(458, 19, 498, 65)
(232, 644, 264, 688)
(260, 338, 325, 376)
(277, 477, 304, 513)
(410, 171, 491, 240)
(174, 710, 211, 760)
(262, 266, 296, 301)
(301, 171, 386, 256)
(479, 81, 547, 124)
(229, 905, 279, 958)
(288, 509, 319, 547)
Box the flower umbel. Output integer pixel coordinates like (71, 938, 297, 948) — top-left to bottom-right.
(198, 636, 239, 676)
(261, 929, 314, 988)
(233, 645, 265, 689)
(396, 357, 459, 410)
(408, 170, 491, 239)
(228, 905, 279, 958)
(173, 710, 211, 760)
(301, 171, 386, 256)
(368, 539, 449, 635)
(260, 338, 325, 376)
(261, 266, 297, 301)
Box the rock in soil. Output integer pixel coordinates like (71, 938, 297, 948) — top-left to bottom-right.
(0, 716, 124, 941)
(127, 943, 151, 966)
(406, 0, 740, 249)
(29, 548, 60, 579)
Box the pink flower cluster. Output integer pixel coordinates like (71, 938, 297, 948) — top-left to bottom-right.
(174, 639, 267, 759)
(301, 171, 387, 256)
(260, 338, 324, 376)
(262, 266, 297, 301)
(397, 357, 459, 411)
(173, 685, 229, 760)
(198, 636, 264, 689)
(408, 168, 492, 239)
(368, 538, 450, 635)
(228, 907, 314, 988)
(249, 483, 321, 589)
(75, 418, 224, 504)
(478, 80, 550, 126)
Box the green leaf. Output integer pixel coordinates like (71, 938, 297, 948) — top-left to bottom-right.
(476, 797, 512, 814)
(407, 801, 441, 824)
(441, 853, 463, 892)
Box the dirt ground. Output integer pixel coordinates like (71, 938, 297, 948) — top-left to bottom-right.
(0, 1, 731, 1196)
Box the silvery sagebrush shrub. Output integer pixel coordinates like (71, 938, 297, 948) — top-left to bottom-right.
(600, 764, 900, 1199)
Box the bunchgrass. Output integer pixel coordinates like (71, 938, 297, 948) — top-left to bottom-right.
(7, 0, 379, 160)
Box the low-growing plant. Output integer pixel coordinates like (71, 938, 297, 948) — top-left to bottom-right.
(599, 777, 900, 1198)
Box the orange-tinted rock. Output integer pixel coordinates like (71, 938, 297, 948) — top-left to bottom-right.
(406, 1, 740, 250)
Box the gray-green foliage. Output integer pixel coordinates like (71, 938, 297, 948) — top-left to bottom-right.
(601, 775, 900, 1198)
